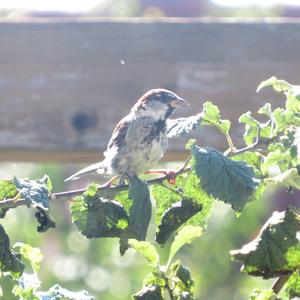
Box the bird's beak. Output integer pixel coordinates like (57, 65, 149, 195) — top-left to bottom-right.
(170, 97, 190, 108)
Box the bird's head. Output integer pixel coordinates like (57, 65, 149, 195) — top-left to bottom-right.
(132, 89, 189, 120)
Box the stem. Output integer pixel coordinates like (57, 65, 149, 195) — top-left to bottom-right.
(165, 283, 175, 300)
(272, 274, 291, 294)
(0, 159, 192, 209)
(0, 198, 27, 209)
(224, 132, 235, 153)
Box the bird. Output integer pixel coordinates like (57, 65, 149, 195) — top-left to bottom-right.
(65, 89, 189, 184)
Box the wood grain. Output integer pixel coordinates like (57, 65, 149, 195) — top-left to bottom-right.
(0, 19, 300, 162)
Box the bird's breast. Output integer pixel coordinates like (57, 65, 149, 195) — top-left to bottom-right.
(108, 116, 168, 176)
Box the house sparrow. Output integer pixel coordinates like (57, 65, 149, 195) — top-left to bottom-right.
(65, 89, 189, 183)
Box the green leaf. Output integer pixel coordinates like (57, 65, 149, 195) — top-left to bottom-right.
(285, 269, 300, 298)
(239, 112, 260, 146)
(272, 108, 300, 133)
(128, 176, 152, 241)
(14, 243, 43, 273)
(13, 175, 51, 210)
(191, 145, 259, 211)
(265, 168, 300, 189)
(167, 226, 202, 267)
(128, 239, 159, 267)
(167, 113, 203, 138)
(0, 224, 24, 276)
(202, 101, 231, 134)
(156, 199, 202, 246)
(286, 86, 300, 112)
(250, 289, 281, 300)
(70, 191, 129, 239)
(13, 273, 40, 300)
(256, 76, 292, 93)
(230, 208, 300, 279)
(258, 103, 273, 119)
(0, 179, 17, 200)
(232, 151, 263, 177)
(169, 261, 195, 299)
(0, 179, 18, 218)
(143, 272, 167, 287)
(133, 285, 164, 300)
(170, 260, 194, 291)
(152, 172, 213, 231)
(261, 150, 291, 175)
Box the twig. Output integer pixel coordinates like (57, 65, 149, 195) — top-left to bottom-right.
(0, 157, 192, 210)
(227, 135, 277, 157)
(0, 198, 27, 209)
(53, 156, 192, 200)
(272, 274, 291, 294)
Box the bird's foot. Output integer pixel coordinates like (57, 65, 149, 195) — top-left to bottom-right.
(145, 169, 177, 185)
(100, 175, 119, 188)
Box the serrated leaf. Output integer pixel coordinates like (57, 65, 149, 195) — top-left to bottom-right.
(13, 176, 51, 210)
(286, 86, 300, 112)
(230, 208, 300, 279)
(0, 179, 18, 218)
(0, 179, 18, 200)
(257, 76, 292, 93)
(232, 151, 263, 177)
(285, 269, 300, 298)
(70, 192, 129, 239)
(250, 289, 281, 300)
(258, 103, 273, 119)
(202, 101, 231, 134)
(239, 112, 260, 146)
(166, 113, 203, 138)
(14, 243, 43, 273)
(133, 285, 164, 300)
(129, 239, 159, 267)
(265, 168, 300, 189)
(191, 145, 259, 211)
(167, 226, 202, 267)
(156, 199, 202, 245)
(0, 224, 24, 276)
(128, 176, 152, 241)
(152, 172, 213, 231)
(272, 108, 300, 133)
(261, 149, 291, 175)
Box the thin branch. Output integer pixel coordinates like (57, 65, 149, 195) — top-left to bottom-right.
(53, 161, 192, 200)
(0, 198, 27, 209)
(272, 274, 291, 294)
(227, 135, 277, 157)
(0, 157, 192, 210)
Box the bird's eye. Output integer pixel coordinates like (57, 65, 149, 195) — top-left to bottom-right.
(168, 93, 176, 99)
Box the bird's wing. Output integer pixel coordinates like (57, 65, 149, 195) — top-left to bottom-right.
(107, 115, 131, 150)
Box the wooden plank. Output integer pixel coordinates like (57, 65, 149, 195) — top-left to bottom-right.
(0, 19, 300, 162)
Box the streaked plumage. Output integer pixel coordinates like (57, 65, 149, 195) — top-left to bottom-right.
(65, 89, 189, 182)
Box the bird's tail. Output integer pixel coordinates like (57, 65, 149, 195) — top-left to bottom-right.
(64, 162, 104, 182)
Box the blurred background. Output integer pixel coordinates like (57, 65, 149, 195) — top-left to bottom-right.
(0, 1, 300, 299)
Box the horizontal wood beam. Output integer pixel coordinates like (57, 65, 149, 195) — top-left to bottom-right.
(1, 19, 299, 162)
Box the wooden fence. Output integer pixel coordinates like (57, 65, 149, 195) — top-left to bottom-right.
(1, 19, 300, 162)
